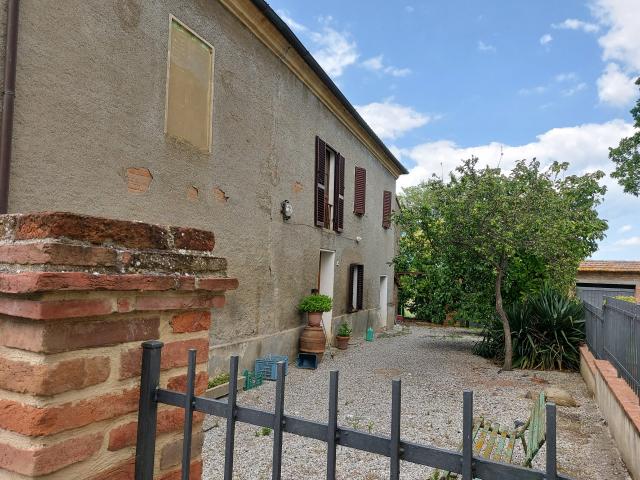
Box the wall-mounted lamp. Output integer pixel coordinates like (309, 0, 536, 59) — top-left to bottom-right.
(281, 199, 293, 221)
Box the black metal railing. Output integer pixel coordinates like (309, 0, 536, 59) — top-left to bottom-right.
(585, 297, 640, 398)
(134, 341, 570, 480)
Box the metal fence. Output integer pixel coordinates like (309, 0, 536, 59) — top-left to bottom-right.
(134, 341, 571, 480)
(584, 296, 640, 398)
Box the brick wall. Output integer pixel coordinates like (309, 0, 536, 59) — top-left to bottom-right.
(0, 212, 237, 479)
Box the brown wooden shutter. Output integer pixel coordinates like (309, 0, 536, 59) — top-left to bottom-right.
(348, 263, 356, 312)
(333, 153, 345, 233)
(315, 137, 326, 227)
(353, 167, 366, 215)
(356, 264, 364, 310)
(348, 264, 364, 311)
(382, 190, 392, 229)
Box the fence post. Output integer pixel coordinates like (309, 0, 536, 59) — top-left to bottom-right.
(462, 391, 473, 480)
(135, 340, 163, 480)
(272, 361, 287, 480)
(390, 379, 401, 480)
(223, 355, 240, 480)
(181, 349, 197, 480)
(326, 370, 339, 480)
(546, 403, 557, 480)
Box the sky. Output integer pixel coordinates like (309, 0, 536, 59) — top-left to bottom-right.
(267, 0, 640, 260)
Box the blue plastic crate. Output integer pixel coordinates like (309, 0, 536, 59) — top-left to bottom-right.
(255, 354, 289, 380)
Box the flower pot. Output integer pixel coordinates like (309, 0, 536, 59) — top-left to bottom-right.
(300, 325, 326, 360)
(204, 376, 246, 399)
(307, 311, 323, 327)
(335, 335, 350, 350)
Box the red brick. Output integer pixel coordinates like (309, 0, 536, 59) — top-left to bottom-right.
(170, 311, 211, 333)
(120, 338, 209, 379)
(108, 408, 205, 451)
(0, 387, 139, 436)
(170, 226, 215, 251)
(90, 458, 135, 480)
(0, 272, 184, 294)
(0, 355, 110, 395)
(157, 460, 203, 480)
(196, 277, 239, 291)
(166, 371, 209, 395)
(134, 294, 225, 311)
(0, 315, 159, 353)
(0, 296, 114, 320)
(0, 432, 103, 476)
(0, 242, 117, 266)
(14, 212, 170, 250)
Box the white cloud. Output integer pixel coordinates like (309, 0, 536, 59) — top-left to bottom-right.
(362, 55, 412, 77)
(540, 34, 553, 45)
(615, 236, 640, 246)
(555, 72, 578, 82)
(477, 41, 496, 53)
(276, 11, 358, 78)
(552, 18, 600, 33)
(404, 5, 415, 13)
(591, 0, 640, 71)
(597, 63, 637, 106)
(397, 119, 634, 191)
(518, 85, 548, 96)
(355, 100, 431, 140)
(562, 82, 587, 96)
(619, 224, 633, 233)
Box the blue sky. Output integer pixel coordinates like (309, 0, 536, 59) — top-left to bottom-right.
(268, 0, 640, 260)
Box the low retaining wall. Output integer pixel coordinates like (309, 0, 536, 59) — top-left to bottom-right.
(580, 345, 640, 479)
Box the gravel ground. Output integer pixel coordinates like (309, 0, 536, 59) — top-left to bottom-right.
(202, 324, 631, 479)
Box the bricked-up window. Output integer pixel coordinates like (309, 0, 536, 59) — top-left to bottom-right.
(315, 136, 344, 232)
(353, 167, 366, 215)
(165, 17, 214, 152)
(382, 190, 392, 229)
(348, 264, 364, 311)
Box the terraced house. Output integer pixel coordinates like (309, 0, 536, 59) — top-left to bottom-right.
(0, 0, 406, 373)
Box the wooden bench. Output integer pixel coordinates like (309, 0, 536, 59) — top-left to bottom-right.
(431, 392, 547, 479)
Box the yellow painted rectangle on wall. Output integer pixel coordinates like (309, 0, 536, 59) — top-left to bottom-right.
(166, 18, 214, 152)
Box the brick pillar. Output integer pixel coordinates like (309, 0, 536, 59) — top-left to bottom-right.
(0, 212, 238, 479)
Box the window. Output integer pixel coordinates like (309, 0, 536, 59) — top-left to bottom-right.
(354, 166, 366, 215)
(165, 17, 214, 152)
(314, 137, 344, 232)
(382, 190, 392, 229)
(348, 263, 364, 312)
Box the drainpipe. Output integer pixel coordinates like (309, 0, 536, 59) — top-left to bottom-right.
(0, 0, 19, 214)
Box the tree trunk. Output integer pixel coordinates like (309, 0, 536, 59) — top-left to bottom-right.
(495, 264, 512, 370)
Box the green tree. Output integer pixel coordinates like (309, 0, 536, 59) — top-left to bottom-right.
(396, 158, 607, 370)
(610, 77, 640, 195)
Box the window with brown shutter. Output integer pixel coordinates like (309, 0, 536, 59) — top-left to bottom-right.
(382, 190, 392, 229)
(354, 167, 366, 215)
(315, 137, 326, 228)
(333, 154, 345, 233)
(348, 263, 364, 311)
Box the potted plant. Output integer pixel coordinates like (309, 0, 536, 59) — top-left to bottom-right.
(298, 293, 332, 327)
(335, 322, 352, 350)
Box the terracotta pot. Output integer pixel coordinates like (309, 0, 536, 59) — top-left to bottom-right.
(300, 326, 326, 357)
(335, 335, 350, 350)
(307, 311, 323, 327)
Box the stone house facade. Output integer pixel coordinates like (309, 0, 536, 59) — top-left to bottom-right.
(0, 0, 406, 373)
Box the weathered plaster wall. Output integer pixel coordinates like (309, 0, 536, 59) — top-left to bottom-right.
(2, 1, 398, 372)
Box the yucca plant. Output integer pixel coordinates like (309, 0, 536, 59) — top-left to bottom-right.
(474, 286, 584, 370)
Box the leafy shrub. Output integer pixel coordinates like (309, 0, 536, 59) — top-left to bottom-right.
(298, 294, 332, 313)
(208, 372, 230, 389)
(474, 286, 584, 370)
(337, 322, 352, 337)
(614, 295, 637, 304)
